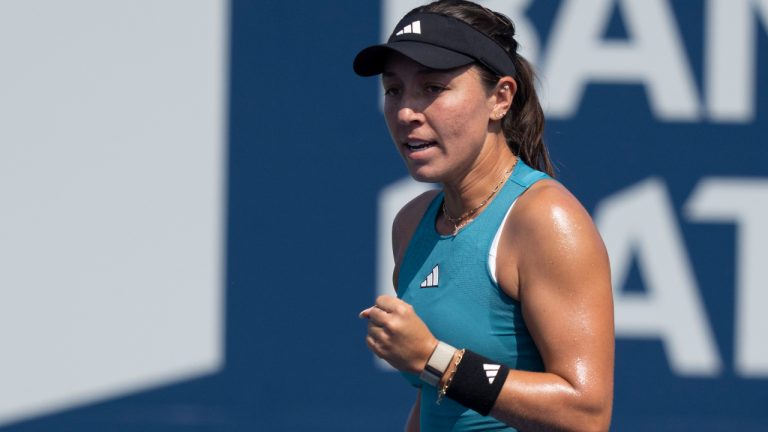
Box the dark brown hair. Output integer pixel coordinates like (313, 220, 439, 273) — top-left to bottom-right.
(411, 0, 555, 177)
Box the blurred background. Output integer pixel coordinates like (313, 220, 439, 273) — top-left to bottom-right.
(0, 0, 766, 430)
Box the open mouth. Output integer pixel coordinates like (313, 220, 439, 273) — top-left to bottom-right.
(405, 141, 437, 151)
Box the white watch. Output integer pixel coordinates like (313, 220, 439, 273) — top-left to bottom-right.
(419, 341, 457, 387)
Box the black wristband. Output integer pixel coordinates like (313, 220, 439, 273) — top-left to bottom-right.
(445, 350, 509, 416)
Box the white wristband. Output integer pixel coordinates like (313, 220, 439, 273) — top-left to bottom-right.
(419, 341, 457, 387)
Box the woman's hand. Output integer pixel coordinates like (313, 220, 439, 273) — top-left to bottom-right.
(360, 295, 437, 374)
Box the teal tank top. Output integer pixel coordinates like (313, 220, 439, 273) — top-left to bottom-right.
(397, 160, 549, 431)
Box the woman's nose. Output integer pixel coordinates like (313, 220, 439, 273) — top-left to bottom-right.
(397, 104, 425, 125)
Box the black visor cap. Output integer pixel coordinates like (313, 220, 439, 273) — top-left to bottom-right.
(353, 12, 516, 77)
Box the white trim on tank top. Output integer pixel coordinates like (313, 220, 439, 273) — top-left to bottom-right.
(488, 198, 518, 284)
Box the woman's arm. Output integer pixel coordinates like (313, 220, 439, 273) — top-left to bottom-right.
(489, 181, 614, 431)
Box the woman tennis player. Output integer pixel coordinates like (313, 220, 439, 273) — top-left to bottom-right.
(355, 1, 614, 430)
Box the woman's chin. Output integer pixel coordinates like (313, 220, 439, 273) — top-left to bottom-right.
(407, 169, 443, 184)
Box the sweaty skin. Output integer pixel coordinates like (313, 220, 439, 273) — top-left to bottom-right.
(361, 54, 614, 431)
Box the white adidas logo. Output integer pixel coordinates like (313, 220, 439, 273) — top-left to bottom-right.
(420, 264, 439, 288)
(395, 20, 421, 36)
(484, 364, 501, 384)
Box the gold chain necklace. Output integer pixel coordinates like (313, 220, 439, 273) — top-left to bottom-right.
(442, 159, 517, 234)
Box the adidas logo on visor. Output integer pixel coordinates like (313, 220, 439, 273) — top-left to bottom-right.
(395, 20, 421, 36)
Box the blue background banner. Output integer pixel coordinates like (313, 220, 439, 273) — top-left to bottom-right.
(2, 0, 767, 430)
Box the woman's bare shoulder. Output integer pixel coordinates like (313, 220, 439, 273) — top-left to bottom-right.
(392, 189, 440, 259)
(511, 179, 593, 234)
(507, 178, 609, 292)
(394, 189, 440, 227)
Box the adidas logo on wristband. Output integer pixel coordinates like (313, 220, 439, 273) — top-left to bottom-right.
(484, 364, 501, 384)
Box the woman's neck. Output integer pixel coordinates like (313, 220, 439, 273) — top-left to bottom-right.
(440, 135, 517, 231)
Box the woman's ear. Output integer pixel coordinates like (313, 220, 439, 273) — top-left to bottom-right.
(491, 77, 517, 121)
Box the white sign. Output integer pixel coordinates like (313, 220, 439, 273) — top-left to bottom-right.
(0, 0, 228, 426)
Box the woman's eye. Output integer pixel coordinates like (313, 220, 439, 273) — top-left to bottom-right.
(425, 85, 446, 94)
(384, 87, 400, 96)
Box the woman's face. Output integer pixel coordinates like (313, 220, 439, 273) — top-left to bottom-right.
(382, 53, 496, 183)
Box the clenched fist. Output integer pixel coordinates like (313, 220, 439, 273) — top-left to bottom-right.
(359, 295, 438, 374)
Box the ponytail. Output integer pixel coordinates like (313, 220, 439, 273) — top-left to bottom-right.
(503, 56, 554, 177)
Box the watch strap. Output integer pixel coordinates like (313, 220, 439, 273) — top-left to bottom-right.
(419, 340, 457, 387)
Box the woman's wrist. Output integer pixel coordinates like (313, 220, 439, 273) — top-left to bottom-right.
(418, 339, 455, 384)
(437, 349, 462, 389)
(441, 349, 510, 416)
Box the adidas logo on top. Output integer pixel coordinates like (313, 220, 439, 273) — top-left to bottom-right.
(484, 364, 501, 384)
(395, 20, 421, 36)
(420, 264, 439, 288)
